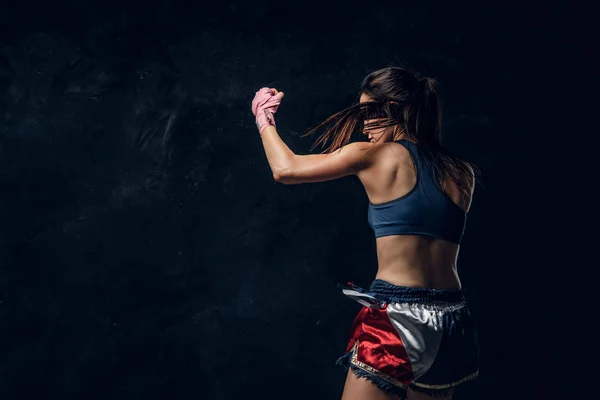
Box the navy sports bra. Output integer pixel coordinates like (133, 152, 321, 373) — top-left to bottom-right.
(367, 140, 467, 244)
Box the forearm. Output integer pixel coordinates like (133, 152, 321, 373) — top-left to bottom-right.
(260, 125, 295, 177)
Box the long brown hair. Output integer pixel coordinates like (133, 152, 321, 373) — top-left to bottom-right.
(301, 66, 479, 197)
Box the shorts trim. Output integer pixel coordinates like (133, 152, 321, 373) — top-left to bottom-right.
(412, 370, 480, 389)
(349, 341, 409, 390)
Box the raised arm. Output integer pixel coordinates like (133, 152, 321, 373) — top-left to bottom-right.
(260, 125, 373, 184)
(251, 87, 373, 184)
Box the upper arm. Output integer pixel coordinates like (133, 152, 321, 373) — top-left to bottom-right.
(275, 142, 374, 184)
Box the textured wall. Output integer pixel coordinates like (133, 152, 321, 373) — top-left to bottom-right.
(1, 1, 562, 399)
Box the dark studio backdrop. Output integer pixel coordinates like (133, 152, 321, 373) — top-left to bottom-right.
(1, 0, 564, 399)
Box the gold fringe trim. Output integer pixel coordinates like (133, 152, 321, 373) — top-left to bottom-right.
(349, 341, 409, 389)
(349, 340, 479, 391)
(412, 370, 480, 389)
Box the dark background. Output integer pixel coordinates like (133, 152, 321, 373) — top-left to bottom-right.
(1, 0, 566, 399)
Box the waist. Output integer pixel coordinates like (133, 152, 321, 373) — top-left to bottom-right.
(368, 279, 465, 304)
(374, 236, 461, 288)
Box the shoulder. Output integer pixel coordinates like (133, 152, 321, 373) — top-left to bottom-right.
(330, 141, 376, 168)
(338, 141, 372, 153)
(355, 141, 414, 179)
(339, 141, 411, 167)
(374, 140, 415, 169)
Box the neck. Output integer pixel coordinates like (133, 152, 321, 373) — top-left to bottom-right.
(393, 133, 411, 142)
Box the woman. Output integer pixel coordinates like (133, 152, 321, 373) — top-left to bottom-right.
(251, 66, 479, 400)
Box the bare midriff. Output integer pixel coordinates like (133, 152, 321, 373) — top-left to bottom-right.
(373, 234, 462, 289)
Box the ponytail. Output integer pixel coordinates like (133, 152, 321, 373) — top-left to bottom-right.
(413, 76, 479, 197)
(414, 77, 442, 147)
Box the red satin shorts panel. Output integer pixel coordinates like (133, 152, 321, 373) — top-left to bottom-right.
(345, 305, 415, 385)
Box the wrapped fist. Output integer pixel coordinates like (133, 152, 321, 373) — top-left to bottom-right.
(251, 87, 284, 135)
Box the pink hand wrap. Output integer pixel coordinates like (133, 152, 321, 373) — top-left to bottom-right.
(251, 87, 284, 135)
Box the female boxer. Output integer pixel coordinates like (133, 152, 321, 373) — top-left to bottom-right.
(251, 66, 479, 400)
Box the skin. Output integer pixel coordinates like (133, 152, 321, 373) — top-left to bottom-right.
(259, 89, 475, 400)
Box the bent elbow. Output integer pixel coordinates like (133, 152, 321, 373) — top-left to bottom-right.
(272, 169, 285, 184)
(273, 168, 292, 184)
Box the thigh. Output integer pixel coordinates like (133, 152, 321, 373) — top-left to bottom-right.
(341, 369, 403, 400)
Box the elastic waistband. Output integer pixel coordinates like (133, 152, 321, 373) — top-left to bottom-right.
(369, 279, 465, 304)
